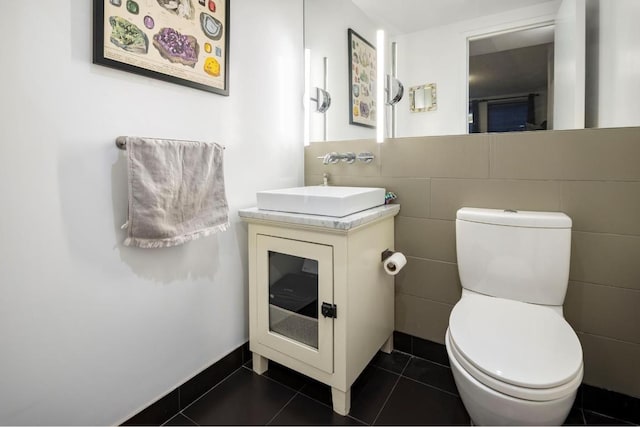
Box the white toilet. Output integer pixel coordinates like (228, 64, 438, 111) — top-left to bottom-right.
(446, 207, 583, 426)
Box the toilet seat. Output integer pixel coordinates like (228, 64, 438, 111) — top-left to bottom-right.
(448, 293, 583, 401)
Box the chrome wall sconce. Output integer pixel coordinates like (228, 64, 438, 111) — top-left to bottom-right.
(386, 75, 404, 105)
(310, 87, 331, 113)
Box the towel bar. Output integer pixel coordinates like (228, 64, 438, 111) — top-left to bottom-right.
(115, 136, 225, 150)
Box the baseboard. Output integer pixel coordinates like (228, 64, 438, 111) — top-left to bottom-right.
(122, 342, 250, 426)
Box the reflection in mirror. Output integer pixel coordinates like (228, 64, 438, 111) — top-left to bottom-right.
(305, 0, 640, 141)
(387, 41, 402, 138)
(468, 25, 553, 133)
(311, 87, 332, 113)
(410, 84, 437, 113)
(386, 75, 404, 105)
(305, 0, 387, 142)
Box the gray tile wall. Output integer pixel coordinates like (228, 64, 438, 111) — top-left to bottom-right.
(304, 127, 640, 399)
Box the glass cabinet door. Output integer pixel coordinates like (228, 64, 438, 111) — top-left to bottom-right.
(267, 251, 319, 348)
(256, 234, 334, 373)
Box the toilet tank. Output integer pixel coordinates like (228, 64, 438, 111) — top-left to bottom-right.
(456, 208, 572, 306)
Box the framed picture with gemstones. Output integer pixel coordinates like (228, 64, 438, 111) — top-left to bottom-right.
(348, 28, 376, 128)
(93, 0, 229, 95)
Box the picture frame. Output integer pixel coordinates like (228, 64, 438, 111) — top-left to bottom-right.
(348, 29, 377, 128)
(93, 0, 229, 96)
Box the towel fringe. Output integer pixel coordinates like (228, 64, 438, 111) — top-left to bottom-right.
(123, 221, 230, 248)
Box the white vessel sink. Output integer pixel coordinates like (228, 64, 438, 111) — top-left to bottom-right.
(256, 186, 385, 217)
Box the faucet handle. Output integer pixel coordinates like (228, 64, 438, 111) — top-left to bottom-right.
(317, 152, 340, 165)
(342, 152, 356, 164)
(357, 152, 375, 163)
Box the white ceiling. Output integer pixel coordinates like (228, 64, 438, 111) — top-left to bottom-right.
(351, 0, 556, 35)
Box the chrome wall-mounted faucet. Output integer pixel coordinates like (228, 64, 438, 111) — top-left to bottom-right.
(318, 152, 355, 164)
(318, 152, 375, 165)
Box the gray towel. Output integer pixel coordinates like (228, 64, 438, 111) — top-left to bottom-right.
(123, 137, 229, 248)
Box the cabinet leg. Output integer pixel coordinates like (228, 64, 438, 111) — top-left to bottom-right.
(331, 387, 351, 416)
(381, 334, 393, 354)
(252, 353, 268, 375)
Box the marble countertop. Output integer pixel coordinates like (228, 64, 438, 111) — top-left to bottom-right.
(238, 204, 400, 231)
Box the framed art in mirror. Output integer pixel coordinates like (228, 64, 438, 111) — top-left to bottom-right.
(93, 0, 229, 96)
(348, 29, 376, 128)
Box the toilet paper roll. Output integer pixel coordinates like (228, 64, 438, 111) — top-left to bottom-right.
(383, 252, 407, 276)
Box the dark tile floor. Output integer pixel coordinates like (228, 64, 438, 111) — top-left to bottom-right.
(161, 351, 636, 426)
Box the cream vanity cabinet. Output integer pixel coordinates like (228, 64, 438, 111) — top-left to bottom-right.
(239, 205, 400, 415)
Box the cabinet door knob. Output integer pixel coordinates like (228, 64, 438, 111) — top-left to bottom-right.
(321, 302, 337, 319)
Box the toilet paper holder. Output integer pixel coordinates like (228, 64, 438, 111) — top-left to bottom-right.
(381, 249, 408, 276)
(381, 249, 395, 261)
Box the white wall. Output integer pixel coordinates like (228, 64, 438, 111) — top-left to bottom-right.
(305, 0, 384, 142)
(394, 1, 560, 137)
(0, 1, 303, 425)
(586, 0, 640, 128)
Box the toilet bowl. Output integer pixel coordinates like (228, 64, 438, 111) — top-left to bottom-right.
(446, 291, 583, 425)
(448, 208, 584, 425)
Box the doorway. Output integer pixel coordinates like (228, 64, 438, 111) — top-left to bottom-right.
(468, 25, 554, 133)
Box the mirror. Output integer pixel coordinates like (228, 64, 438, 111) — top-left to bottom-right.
(409, 84, 437, 113)
(304, 0, 640, 141)
(469, 25, 553, 132)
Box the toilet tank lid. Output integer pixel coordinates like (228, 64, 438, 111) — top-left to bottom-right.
(456, 207, 572, 228)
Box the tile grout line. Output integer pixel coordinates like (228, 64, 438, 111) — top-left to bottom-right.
(583, 409, 637, 426)
(178, 365, 247, 416)
(417, 359, 451, 369)
(181, 412, 200, 426)
(401, 354, 460, 397)
(577, 330, 640, 347)
(371, 364, 406, 377)
(400, 374, 461, 398)
(265, 391, 299, 426)
(369, 354, 414, 376)
(370, 370, 402, 425)
(395, 293, 455, 307)
(399, 355, 412, 376)
(370, 355, 412, 425)
(569, 279, 640, 294)
(400, 254, 458, 265)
